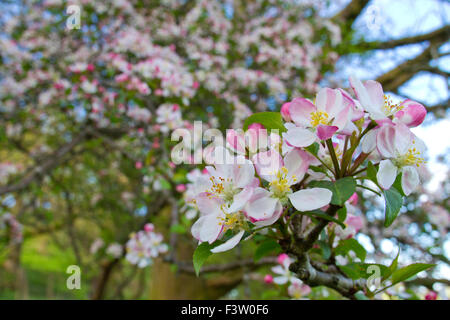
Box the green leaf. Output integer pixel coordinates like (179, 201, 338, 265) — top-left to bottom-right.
(335, 238, 366, 262)
(383, 187, 403, 227)
(243, 112, 286, 133)
(310, 177, 356, 206)
(337, 206, 347, 223)
(391, 263, 435, 286)
(193, 242, 215, 276)
(254, 239, 282, 262)
(366, 161, 377, 183)
(383, 250, 400, 281)
(318, 240, 331, 260)
(305, 142, 320, 156)
(393, 173, 406, 197)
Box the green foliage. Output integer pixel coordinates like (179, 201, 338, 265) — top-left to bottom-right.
(243, 112, 286, 133)
(310, 177, 356, 206)
(335, 238, 366, 262)
(383, 187, 403, 227)
(391, 263, 435, 286)
(193, 242, 215, 276)
(254, 239, 282, 262)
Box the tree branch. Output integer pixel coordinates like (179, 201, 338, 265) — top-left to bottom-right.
(333, 0, 370, 25)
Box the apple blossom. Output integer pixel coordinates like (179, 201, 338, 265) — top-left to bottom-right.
(376, 123, 426, 195)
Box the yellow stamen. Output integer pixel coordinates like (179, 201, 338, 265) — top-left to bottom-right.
(310, 111, 329, 127)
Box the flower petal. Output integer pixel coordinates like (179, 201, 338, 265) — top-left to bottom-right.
(252, 150, 283, 181)
(288, 188, 332, 212)
(361, 129, 377, 153)
(377, 159, 397, 190)
(211, 230, 245, 253)
(401, 166, 419, 196)
(316, 124, 339, 140)
(282, 126, 317, 147)
(395, 99, 427, 128)
(288, 98, 315, 127)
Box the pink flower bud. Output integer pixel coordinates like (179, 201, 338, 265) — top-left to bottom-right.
(277, 253, 289, 265)
(281, 102, 291, 121)
(395, 99, 427, 128)
(87, 64, 95, 72)
(248, 123, 264, 130)
(425, 291, 437, 300)
(135, 161, 143, 169)
(144, 223, 154, 233)
(264, 274, 273, 284)
(176, 184, 186, 192)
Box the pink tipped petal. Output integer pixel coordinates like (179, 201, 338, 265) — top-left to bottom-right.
(226, 129, 246, 154)
(232, 157, 256, 188)
(228, 187, 254, 213)
(316, 88, 343, 117)
(377, 160, 397, 190)
(288, 188, 333, 212)
(196, 193, 224, 216)
(376, 124, 396, 158)
(283, 148, 311, 184)
(361, 129, 377, 153)
(252, 150, 283, 181)
(289, 98, 316, 127)
(364, 80, 385, 110)
(253, 201, 283, 227)
(317, 125, 339, 140)
(283, 126, 317, 147)
(211, 230, 245, 253)
(196, 214, 224, 243)
(246, 192, 278, 222)
(401, 166, 420, 196)
(395, 100, 427, 127)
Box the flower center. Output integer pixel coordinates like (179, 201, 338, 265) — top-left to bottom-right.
(383, 95, 403, 116)
(269, 166, 296, 199)
(310, 111, 329, 127)
(209, 176, 237, 202)
(218, 210, 245, 232)
(396, 146, 425, 168)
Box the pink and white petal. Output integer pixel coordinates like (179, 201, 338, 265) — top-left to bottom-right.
(246, 192, 278, 222)
(316, 88, 343, 117)
(226, 129, 246, 154)
(288, 188, 332, 212)
(395, 100, 427, 127)
(232, 157, 256, 188)
(252, 150, 283, 181)
(253, 201, 283, 227)
(228, 187, 254, 213)
(289, 98, 316, 127)
(316, 124, 339, 140)
(401, 166, 420, 196)
(376, 124, 396, 158)
(284, 148, 311, 184)
(199, 214, 224, 244)
(364, 80, 385, 111)
(361, 129, 377, 153)
(393, 123, 414, 155)
(211, 230, 245, 253)
(282, 126, 317, 147)
(377, 160, 397, 190)
(196, 193, 224, 217)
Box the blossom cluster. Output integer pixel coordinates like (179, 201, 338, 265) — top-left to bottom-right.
(265, 254, 311, 300)
(186, 76, 427, 253)
(125, 223, 168, 268)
